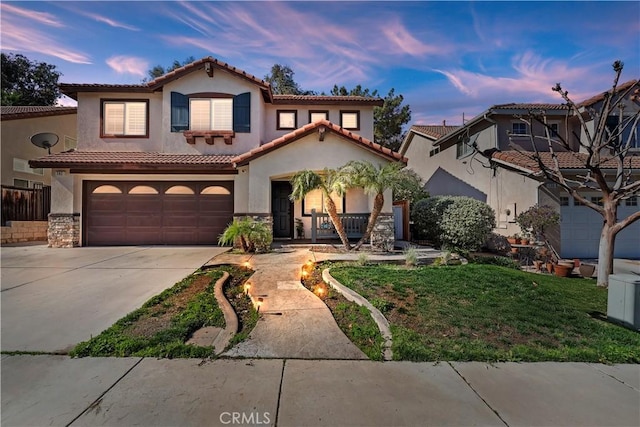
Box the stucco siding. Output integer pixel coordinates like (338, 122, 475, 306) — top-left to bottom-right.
(2, 114, 76, 187)
(247, 132, 393, 214)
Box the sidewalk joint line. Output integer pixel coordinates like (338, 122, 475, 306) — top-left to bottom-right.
(66, 357, 145, 427)
(274, 359, 287, 427)
(588, 363, 640, 392)
(448, 362, 509, 427)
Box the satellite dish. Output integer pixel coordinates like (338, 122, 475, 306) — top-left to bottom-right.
(30, 132, 59, 154)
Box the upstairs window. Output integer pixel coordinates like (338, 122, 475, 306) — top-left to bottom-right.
(511, 122, 528, 135)
(277, 110, 297, 130)
(625, 196, 638, 207)
(190, 98, 233, 131)
(340, 111, 360, 130)
(102, 100, 148, 137)
(171, 92, 251, 133)
(309, 110, 329, 123)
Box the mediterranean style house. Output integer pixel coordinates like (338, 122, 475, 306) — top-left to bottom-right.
(30, 57, 405, 248)
(401, 82, 640, 259)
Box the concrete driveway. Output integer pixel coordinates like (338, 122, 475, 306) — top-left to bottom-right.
(1, 244, 229, 353)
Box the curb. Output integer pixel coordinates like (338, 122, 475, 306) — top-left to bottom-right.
(212, 271, 239, 354)
(322, 268, 393, 361)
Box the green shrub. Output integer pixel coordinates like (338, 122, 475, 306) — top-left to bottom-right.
(412, 196, 495, 251)
(440, 197, 495, 251)
(218, 217, 272, 253)
(411, 196, 455, 244)
(470, 255, 520, 269)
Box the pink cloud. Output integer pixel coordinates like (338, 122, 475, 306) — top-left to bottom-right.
(106, 56, 149, 77)
(0, 3, 64, 28)
(80, 12, 140, 31)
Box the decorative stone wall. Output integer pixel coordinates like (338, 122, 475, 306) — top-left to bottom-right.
(48, 213, 80, 248)
(1, 221, 48, 244)
(370, 213, 395, 252)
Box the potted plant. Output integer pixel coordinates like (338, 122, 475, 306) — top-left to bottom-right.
(579, 263, 596, 278)
(295, 218, 305, 239)
(515, 205, 560, 245)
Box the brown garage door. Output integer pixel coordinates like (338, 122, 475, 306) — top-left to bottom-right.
(84, 181, 234, 246)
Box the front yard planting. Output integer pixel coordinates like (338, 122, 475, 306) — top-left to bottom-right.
(71, 265, 254, 358)
(325, 263, 639, 363)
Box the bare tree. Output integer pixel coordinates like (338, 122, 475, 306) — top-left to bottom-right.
(503, 61, 639, 287)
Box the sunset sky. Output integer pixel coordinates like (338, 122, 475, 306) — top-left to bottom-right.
(2, 1, 638, 125)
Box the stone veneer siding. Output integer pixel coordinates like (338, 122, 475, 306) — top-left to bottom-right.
(370, 213, 395, 252)
(48, 213, 80, 248)
(1, 221, 48, 244)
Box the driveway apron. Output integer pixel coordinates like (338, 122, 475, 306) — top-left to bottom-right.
(209, 249, 367, 359)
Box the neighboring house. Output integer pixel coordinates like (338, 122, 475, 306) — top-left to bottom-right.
(30, 57, 405, 248)
(1, 106, 77, 188)
(401, 83, 639, 259)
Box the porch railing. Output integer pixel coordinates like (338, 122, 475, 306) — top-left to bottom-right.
(1, 184, 51, 226)
(310, 209, 369, 242)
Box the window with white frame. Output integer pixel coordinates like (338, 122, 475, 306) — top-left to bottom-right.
(625, 196, 638, 206)
(189, 98, 233, 131)
(559, 196, 569, 206)
(13, 178, 29, 188)
(340, 111, 360, 130)
(102, 100, 148, 137)
(309, 110, 328, 123)
(511, 122, 528, 135)
(277, 110, 297, 130)
(302, 189, 344, 215)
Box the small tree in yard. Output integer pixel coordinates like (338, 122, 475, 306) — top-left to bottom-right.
(515, 205, 560, 242)
(340, 161, 407, 250)
(290, 169, 351, 251)
(504, 61, 639, 287)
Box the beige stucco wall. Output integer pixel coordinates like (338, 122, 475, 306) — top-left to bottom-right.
(161, 69, 264, 155)
(404, 131, 541, 237)
(239, 131, 394, 216)
(76, 92, 163, 152)
(263, 104, 376, 142)
(1, 113, 76, 187)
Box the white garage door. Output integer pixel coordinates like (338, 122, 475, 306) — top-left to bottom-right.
(561, 196, 640, 259)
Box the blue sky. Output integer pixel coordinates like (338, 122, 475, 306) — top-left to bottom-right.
(2, 1, 638, 125)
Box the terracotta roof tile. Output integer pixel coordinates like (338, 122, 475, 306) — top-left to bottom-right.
(273, 95, 384, 106)
(491, 150, 640, 173)
(232, 120, 406, 166)
(410, 125, 460, 139)
(1, 106, 77, 120)
(577, 80, 639, 108)
(29, 151, 236, 172)
(491, 103, 569, 110)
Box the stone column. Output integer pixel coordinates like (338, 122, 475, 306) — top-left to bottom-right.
(48, 213, 80, 248)
(370, 213, 395, 252)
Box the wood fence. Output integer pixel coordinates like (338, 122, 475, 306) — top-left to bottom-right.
(1, 185, 51, 226)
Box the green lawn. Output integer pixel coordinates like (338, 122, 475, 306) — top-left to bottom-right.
(328, 263, 640, 363)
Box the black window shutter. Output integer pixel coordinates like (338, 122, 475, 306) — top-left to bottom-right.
(171, 91, 189, 132)
(233, 92, 251, 133)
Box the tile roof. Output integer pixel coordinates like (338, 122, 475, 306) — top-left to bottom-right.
(146, 57, 270, 91)
(29, 151, 236, 172)
(1, 106, 77, 120)
(491, 150, 640, 173)
(232, 119, 407, 166)
(410, 125, 460, 139)
(273, 95, 384, 106)
(577, 79, 639, 108)
(60, 57, 272, 100)
(491, 103, 569, 110)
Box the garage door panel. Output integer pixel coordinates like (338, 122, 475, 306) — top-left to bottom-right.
(85, 180, 234, 246)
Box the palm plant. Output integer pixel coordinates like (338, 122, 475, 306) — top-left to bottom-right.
(290, 169, 351, 251)
(341, 161, 406, 250)
(218, 217, 272, 253)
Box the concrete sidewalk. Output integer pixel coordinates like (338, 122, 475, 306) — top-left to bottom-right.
(2, 355, 638, 426)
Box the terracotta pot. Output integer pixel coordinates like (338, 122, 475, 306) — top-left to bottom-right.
(521, 238, 530, 246)
(507, 237, 517, 245)
(546, 262, 554, 273)
(579, 263, 596, 278)
(511, 247, 519, 254)
(554, 264, 572, 277)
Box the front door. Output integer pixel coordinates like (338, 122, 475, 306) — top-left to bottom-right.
(272, 181, 293, 238)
